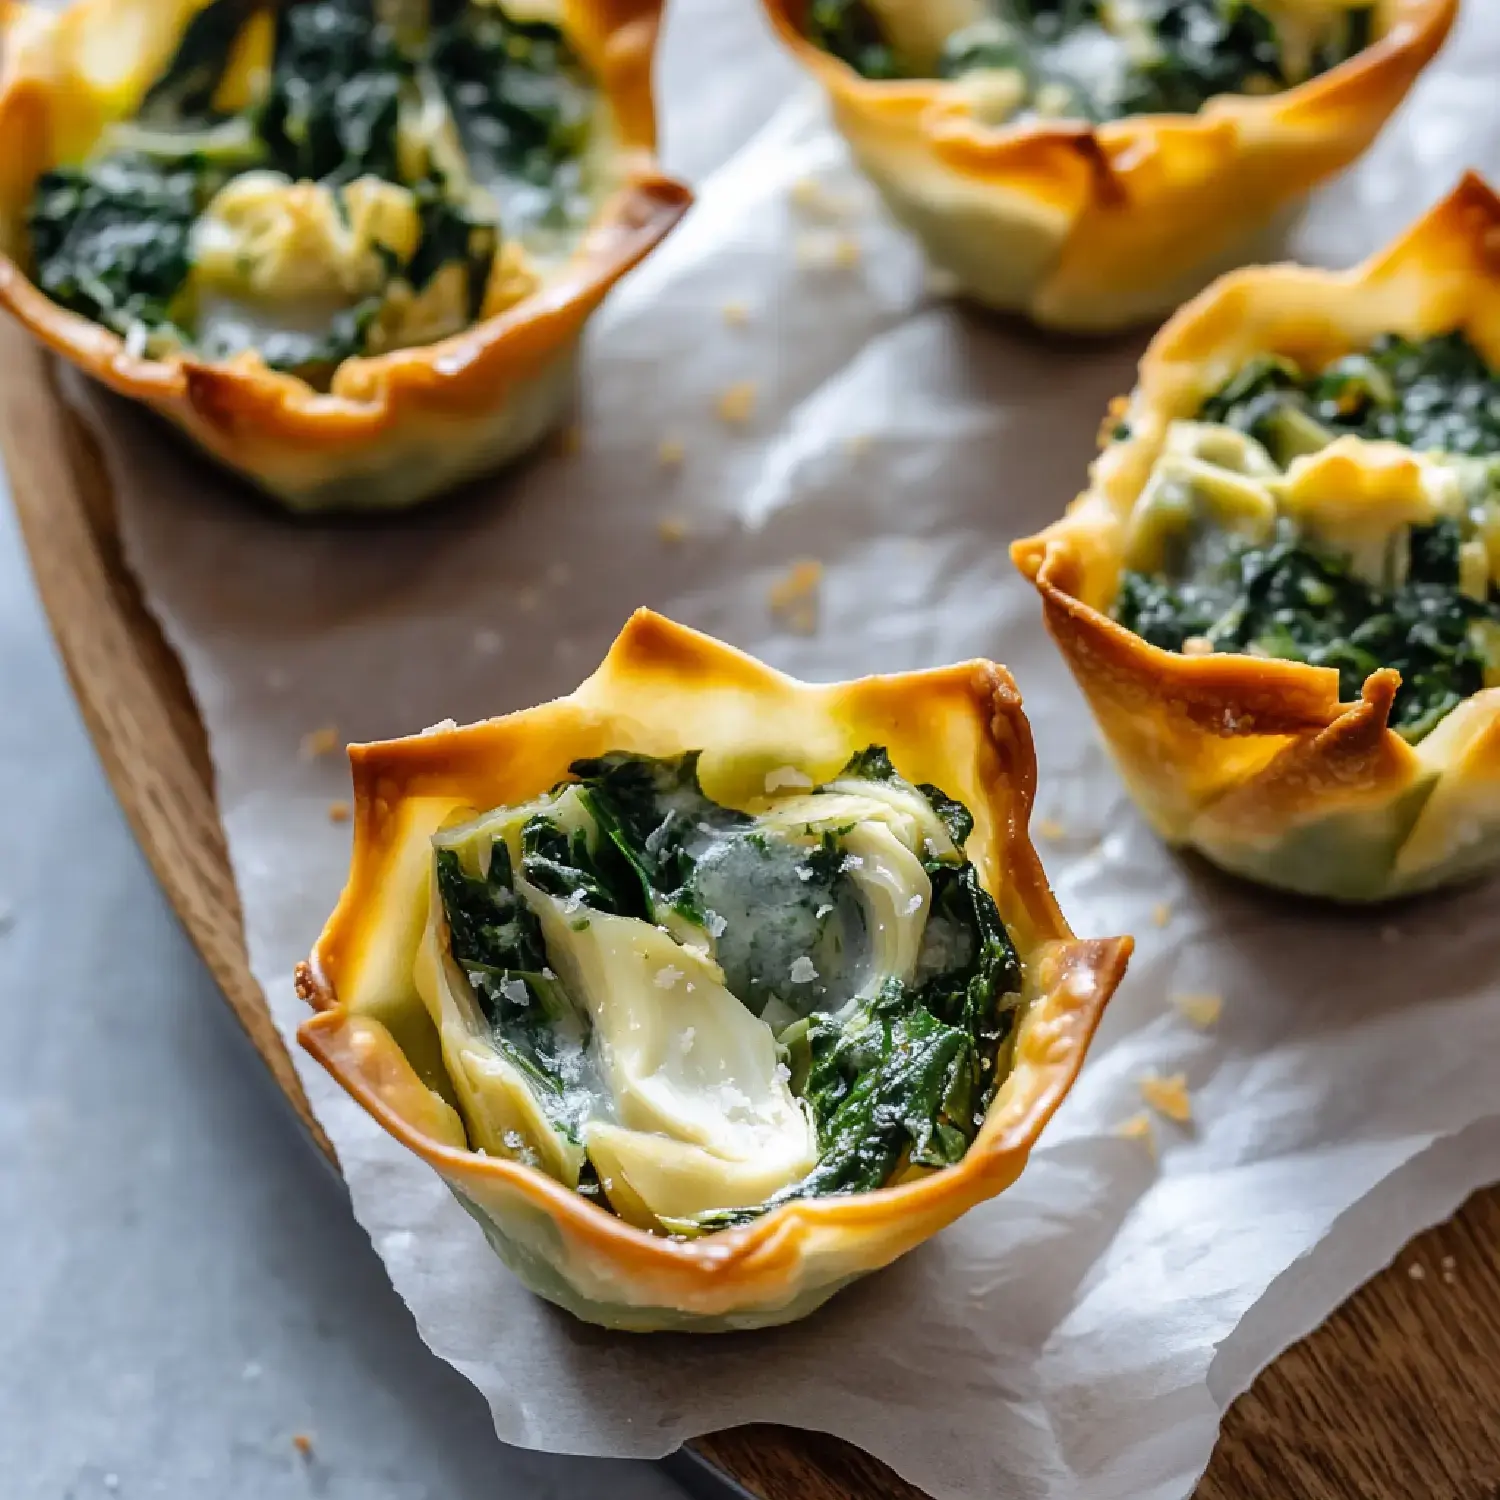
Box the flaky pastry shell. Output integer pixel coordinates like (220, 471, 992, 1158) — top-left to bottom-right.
(0, 0, 691, 512)
(760, 0, 1456, 331)
(1013, 175, 1500, 902)
(295, 610, 1131, 1331)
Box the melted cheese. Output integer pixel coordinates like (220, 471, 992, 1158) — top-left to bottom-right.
(192, 172, 422, 303)
(1273, 437, 1449, 585)
(1125, 425, 1280, 572)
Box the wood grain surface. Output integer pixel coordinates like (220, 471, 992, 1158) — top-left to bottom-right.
(4, 315, 1499, 1500)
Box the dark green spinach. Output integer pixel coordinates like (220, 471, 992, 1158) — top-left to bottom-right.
(435, 746, 1027, 1229)
(1202, 334, 1500, 461)
(27, 156, 206, 343)
(436, 843, 591, 1136)
(26, 0, 590, 372)
(1116, 517, 1500, 741)
(811, 0, 1373, 123)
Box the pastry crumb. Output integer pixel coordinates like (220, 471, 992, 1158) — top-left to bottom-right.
(788, 175, 851, 216)
(657, 515, 689, 544)
(1036, 817, 1066, 841)
(1139, 1072, 1192, 1124)
(843, 433, 872, 457)
(1181, 635, 1215, 657)
(768, 558, 823, 635)
(722, 299, 751, 327)
(1407, 1262, 1427, 1282)
(658, 435, 686, 466)
(716, 380, 758, 425)
(1113, 1112, 1156, 1157)
(795, 231, 861, 269)
(292, 1433, 315, 1457)
(327, 801, 351, 825)
(299, 725, 340, 760)
(1174, 992, 1223, 1029)
(1440, 1254, 1456, 1270)
(1152, 901, 1173, 928)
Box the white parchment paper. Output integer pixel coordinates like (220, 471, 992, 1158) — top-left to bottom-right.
(65, 1, 1500, 1495)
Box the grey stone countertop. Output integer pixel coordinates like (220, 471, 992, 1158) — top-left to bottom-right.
(0, 477, 697, 1500)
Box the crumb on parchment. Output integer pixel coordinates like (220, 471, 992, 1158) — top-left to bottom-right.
(292, 1433, 314, 1457)
(768, 558, 823, 636)
(657, 515, 689, 544)
(844, 433, 872, 457)
(716, 380, 758, 425)
(722, 299, 751, 326)
(658, 436, 685, 467)
(1174, 993, 1223, 1030)
(1139, 1072, 1192, 1124)
(327, 801, 351, 825)
(788, 175, 855, 217)
(299, 725, 340, 760)
(795, 231, 861, 270)
(1113, 1112, 1156, 1158)
(1152, 901, 1173, 928)
(1036, 817, 1066, 841)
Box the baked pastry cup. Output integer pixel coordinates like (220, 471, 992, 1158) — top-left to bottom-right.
(0, 0, 690, 512)
(1014, 175, 1500, 903)
(296, 611, 1131, 1332)
(761, 0, 1456, 331)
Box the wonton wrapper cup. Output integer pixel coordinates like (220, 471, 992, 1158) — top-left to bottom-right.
(0, 0, 691, 513)
(295, 611, 1132, 1332)
(1013, 175, 1500, 903)
(761, 0, 1455, 331)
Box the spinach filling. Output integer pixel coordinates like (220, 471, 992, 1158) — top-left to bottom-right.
(1113, 333, 1500, 743)
(807, 0, 1374, 122)
(434, 747, 1025, 1230)
(25, 0, 595, 378)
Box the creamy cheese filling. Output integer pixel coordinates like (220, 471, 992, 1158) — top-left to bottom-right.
(418, 749, 1021, 1232)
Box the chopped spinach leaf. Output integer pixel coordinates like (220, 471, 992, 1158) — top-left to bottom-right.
(436, 746, 1026, 1230)
(810, 0, 1374, 123)
(139, 0, 266, 125)
(25, 0, 594, 371)
(1204, 333, 1500, 460)
(27, 157, 205, 343)
(1116, 516, 1500, 742)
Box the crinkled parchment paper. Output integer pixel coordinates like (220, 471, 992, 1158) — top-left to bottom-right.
(63, 2, 1500, 1495)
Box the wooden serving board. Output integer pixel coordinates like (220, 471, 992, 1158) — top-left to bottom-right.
(6, 316, 1500, 1500)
